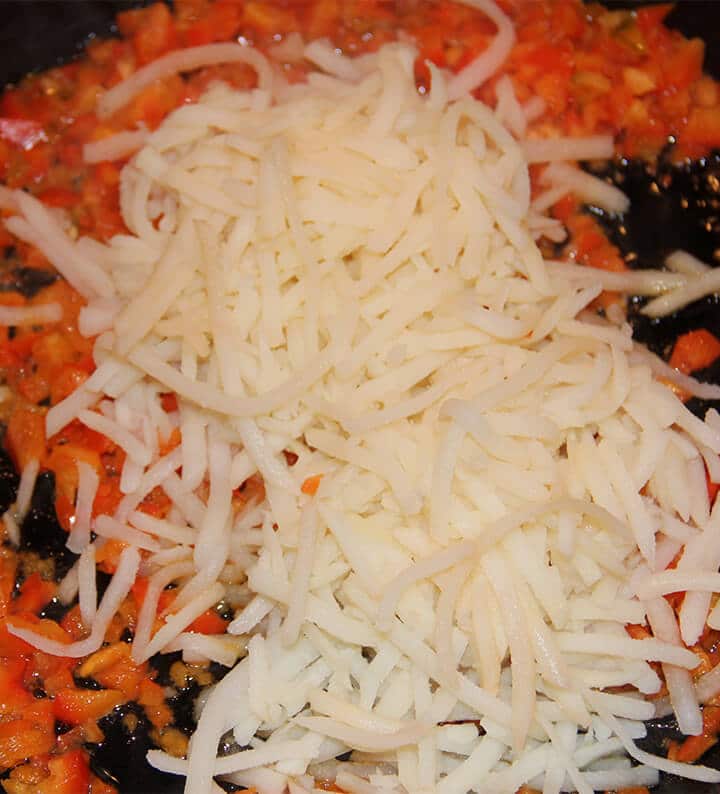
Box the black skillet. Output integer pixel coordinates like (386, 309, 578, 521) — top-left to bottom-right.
(1, 1, 720, 792)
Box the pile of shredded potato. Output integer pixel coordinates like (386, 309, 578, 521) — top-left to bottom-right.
(3, 2, 720, 794)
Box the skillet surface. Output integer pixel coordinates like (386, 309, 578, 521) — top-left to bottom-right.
(1, 1, 720, 792)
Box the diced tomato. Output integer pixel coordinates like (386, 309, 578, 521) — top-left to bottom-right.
(44, 444, 102, 506)
(626, 623, 652, 641)
(0, 329, 39, 370)
(0, 549, 17, 618)
(130, 576, 149, 607)
(48, 421, 110, 456)
(0, 218, 13, 248)
(242, 1, 298, 35)
(12, 574, 56, 616)
(234, 473, 265, 508)
(36, 187, 77, 209)
(0, 620, 36, 658)
(59, 605, 87, 643)
(131, 2, 178, 65)
(0, 118, 45, 150)
(669, 329, 720, 376)
(550, 193, 577, 225)
(5, 409, 46, 471)
(93, 660, 146, 702)
(295, 0, 337, 40)
(314, 780, 345, 793)
(16, 372, 50, 405)
(49, 364, 91, 406)
(93, 161, 121, 187)
(94, 539, 127, 575)
(301, 474, 323, 496)
(131, 577, 175, 613)
(664, 37, 705, 91)
(183, 16, 214, 47)
(524, 42, 573, 75)
(685, 106, 720, 149)
(92, 478, 124, 519)
(534, 71, 570, 116)
(552, 2, 587, 40)
(123, 75, 185, 129)
(52, 688, 124, 727)
(74, 644, 145, 702)
(8, 614, 73, 646)
(138, 678, 173, 731)
(672, 705, 720, 763)
(137, 485, 172, 518)
(30, 332, 73, 375)
(574, 226, 606, 258)
(635, 4, 673, 34)
(0, 658, 32, 712)
(37, 749, 90, 794)
(159, 426, 182, 457)
(160, 392, 178, 413)
(184, 1, 243, 46)
(707, 466, 720, 506)
(187, 608, 228, 635)
(0, 718, 55, 770)
(0, 693, 55, 770)
(54, 491, 75, 533)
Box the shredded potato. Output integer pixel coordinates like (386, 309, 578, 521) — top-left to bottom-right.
(2, 2, 720, 794)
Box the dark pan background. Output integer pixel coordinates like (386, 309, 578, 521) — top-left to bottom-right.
(1, 1, 720, 793)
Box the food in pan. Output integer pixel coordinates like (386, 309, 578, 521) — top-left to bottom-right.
(3, 1, 720, 793)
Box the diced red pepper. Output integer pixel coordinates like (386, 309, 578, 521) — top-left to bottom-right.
(301, 474, 323, 496)
(160, 392, 178, 413)
(37, 749, 91, 794)
(669, 329, 720, 376)
(158, 426, 182, 457)
(636, 4, 673, 34)
(707, 465, 720, 507)
(49, 364, 91, 406)
(184, 1, 243, 46)
(664, 37, 705, 91)
(0, 620, 36, 658)
(7, 614, 73, 646)
(138, 678, 173, 731)
(0, 718, 55, 770)
(187, 608, 228, 635)
(132, 577, 178, 615)
(0, 118, 46, 150)
(672, 705, 720, 763)
(52, 688, 124, 727)
(36, 187, 78, 209)
(5, 409, 46, 472)
(93, 659, 146, 701)
(0, 550, 17, 618)
(685, 106, 720, 149)
(130, 2, 178, 65)
(12, 574, 56, 616)
(0, 658, 32, 712)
